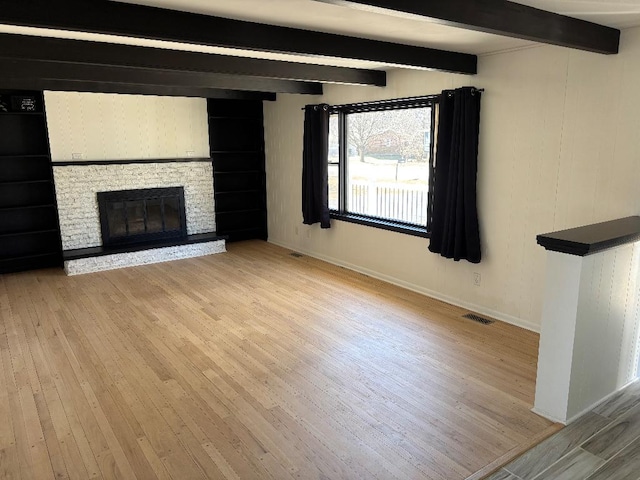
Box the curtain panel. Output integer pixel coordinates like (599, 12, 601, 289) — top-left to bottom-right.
(302, 104, 331, 228)
(429, 87, 482, 263)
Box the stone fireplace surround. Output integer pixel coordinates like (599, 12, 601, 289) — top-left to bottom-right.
(53, 159, 225, 275)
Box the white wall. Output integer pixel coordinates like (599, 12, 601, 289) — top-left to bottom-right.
(264, 26, 640, 332)
(44, 91, 209, 161)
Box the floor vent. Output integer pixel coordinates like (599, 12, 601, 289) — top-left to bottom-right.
(290, 252, 304, 258)
(462, 313, 494, 325)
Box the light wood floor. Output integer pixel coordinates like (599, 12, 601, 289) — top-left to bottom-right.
(0, 240, 555, 480)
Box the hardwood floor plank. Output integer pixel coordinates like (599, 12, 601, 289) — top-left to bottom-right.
(136, 436, 173, 480)
(2, 308, 39, 480)
(31, 391, 71, 480)
(0, 446, 21, 480)
(62, 294, 212, 480)
(43, 312, 138, 480)
(86, 273, 296, 480)
(96, 310, 267, 480)
(204, 326, 458, 479)
(55, 313, 160, 480)
(201, 333, 440, 478)
(6, 390, 34, 480)
(0, 240, 553, 480)
(17, 294, 90, 480)
(30, 308, 107, 480)
(201, 441, 242, 480)
(0, 333, 16, 451)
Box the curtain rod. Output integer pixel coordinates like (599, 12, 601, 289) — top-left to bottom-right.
(301, 88, 484, 111)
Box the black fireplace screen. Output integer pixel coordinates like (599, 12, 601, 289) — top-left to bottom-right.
(97, 187, 187, 247)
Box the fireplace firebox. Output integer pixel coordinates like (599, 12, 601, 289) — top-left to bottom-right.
(97, 187, 187, 247)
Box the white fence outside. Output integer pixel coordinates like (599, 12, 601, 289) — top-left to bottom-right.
(348, 181, 428, 226)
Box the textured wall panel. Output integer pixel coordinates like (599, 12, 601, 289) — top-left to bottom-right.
(44, 91, 209, 161)
(568, 243, 640, 419)
(54, 162, 215, 250)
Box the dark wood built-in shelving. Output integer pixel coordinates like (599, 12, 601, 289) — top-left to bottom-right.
(0, 90, 62, 273)
(208, 99, 268, 242)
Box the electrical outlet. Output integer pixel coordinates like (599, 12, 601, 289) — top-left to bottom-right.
(71, 153, 84, 160)
(186, 150, 195, 157)
(473, 272, 481, 287)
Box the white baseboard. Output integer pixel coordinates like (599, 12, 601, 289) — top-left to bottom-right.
(565, 377, 639, 424)
(532, 377, 639, 424)
(531, 407, 566, 424)
(268, 238, 540, 333)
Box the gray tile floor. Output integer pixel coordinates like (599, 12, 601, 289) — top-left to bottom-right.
(486, 381, 640, 480)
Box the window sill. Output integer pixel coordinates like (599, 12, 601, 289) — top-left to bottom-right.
(329, 212, 430, 238)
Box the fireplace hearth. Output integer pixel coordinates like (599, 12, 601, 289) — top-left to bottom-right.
(97, 187, 187, 247)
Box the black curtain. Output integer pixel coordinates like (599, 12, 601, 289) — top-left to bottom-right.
(302, 104, 331, 228)
(429, 87, 482, 263)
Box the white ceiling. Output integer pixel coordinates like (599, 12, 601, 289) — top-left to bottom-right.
(116, 0, 640, 50)
(2, 0, 640, 71)
(116, 0, 538, 55)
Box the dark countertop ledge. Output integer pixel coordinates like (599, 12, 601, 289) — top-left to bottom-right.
(537, 216, 640, 256)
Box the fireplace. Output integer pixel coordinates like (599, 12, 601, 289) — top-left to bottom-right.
(97, 187, 187, 247)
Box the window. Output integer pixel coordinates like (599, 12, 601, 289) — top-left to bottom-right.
(328, 96, 437, 236)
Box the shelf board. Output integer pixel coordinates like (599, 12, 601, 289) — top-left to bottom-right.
(221, 226, 264, 232)
(208, 116, 261, 120)
(214, 170, 261, 175)
(0, 179, 52, 185)
(0, 154, 50, 159)
(216, 208, 263, 215)
(215, 189, 261, 195)
(219, 226, 267, 236)
(0, 203, 55, 212)
(0, 228, 59, 238)
(0, 251, 61, 263)
(210, 150, 263, 154)
(0, 111, 44, 116)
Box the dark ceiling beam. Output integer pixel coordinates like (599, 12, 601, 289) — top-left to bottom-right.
(0, 0, 477, 74)
(0, 75, 277, 101)
(315, 0, 620, 54)
(0, 33, 386, 87)
(0, 58, 323, 95)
